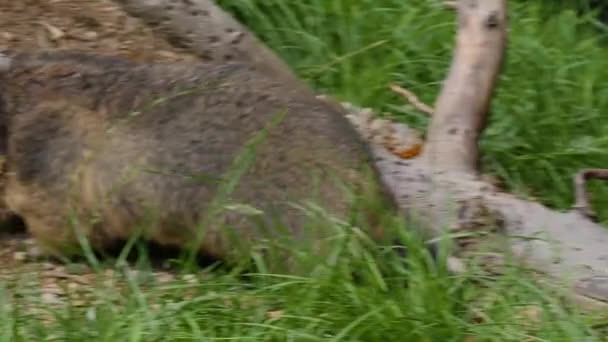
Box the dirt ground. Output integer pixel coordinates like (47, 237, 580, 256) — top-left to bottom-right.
(0, 0, 204, 304)
(0, 0, 197, 62)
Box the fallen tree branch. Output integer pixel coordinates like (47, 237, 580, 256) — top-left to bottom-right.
(370, 140, 608, 311)
(115, 0, 608, 310)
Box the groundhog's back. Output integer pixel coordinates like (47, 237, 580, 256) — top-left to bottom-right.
(2, 51, 384, 259)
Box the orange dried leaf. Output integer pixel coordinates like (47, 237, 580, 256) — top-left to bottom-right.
(393, 144, 423, 159)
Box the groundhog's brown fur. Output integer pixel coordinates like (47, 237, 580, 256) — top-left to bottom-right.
(0, 50, 397, 266)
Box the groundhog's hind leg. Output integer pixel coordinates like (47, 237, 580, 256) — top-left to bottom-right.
(4, 100, 105, 257)
(3, 178, 85, 257)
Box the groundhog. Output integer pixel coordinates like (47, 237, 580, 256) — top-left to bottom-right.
(0, 49, 413, 270)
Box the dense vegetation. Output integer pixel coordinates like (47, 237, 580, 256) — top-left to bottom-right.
(4, 1, 608, 340)
(222, 0, 608, 223)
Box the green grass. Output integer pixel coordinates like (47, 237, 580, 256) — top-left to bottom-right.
(221, 0, 608, 222)
(4, 0, 608, 340)
(1, 256, 603, 341)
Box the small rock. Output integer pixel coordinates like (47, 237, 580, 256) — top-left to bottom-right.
(26, 245, 43, 259)
(516, 305, 543, 327)
(446, 256, 467, 274)
(182, 274, 197, 284)
(41, 292, 61, 304)
(13, 251, 27, 261)
(122, 16, 140, 33)
(42, 262, 56, 270)
(125, 269, 140, 280)
(67, 282, 80, 291)
(41, 22, 65, 41)
(161, 260, 173, 270)
(42, 283, 64, 296)
(1, 32, 17, 41)
(103, 276, 116, 288)
(86, 307, 96, 321)
(72, 299, 87, 307)
(72, 30, 98, 41)
(125, 269, 156, 283)
(43, 269, 69, 280)
(155, 272, 175, 283)
(156, 50, 178, 60)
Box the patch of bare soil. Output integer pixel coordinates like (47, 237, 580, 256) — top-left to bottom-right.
(0, 0, 199, 305)
(0, 0, 197, 62)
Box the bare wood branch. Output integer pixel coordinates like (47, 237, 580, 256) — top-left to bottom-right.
(424, 0, 508, 175)
(389, 84, 434, 116)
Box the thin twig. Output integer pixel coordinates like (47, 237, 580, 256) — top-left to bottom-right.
(572, 168, 608, 221)
(389, 84, 434, 116)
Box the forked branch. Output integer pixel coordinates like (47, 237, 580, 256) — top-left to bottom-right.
(424, 0, 507, 175)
